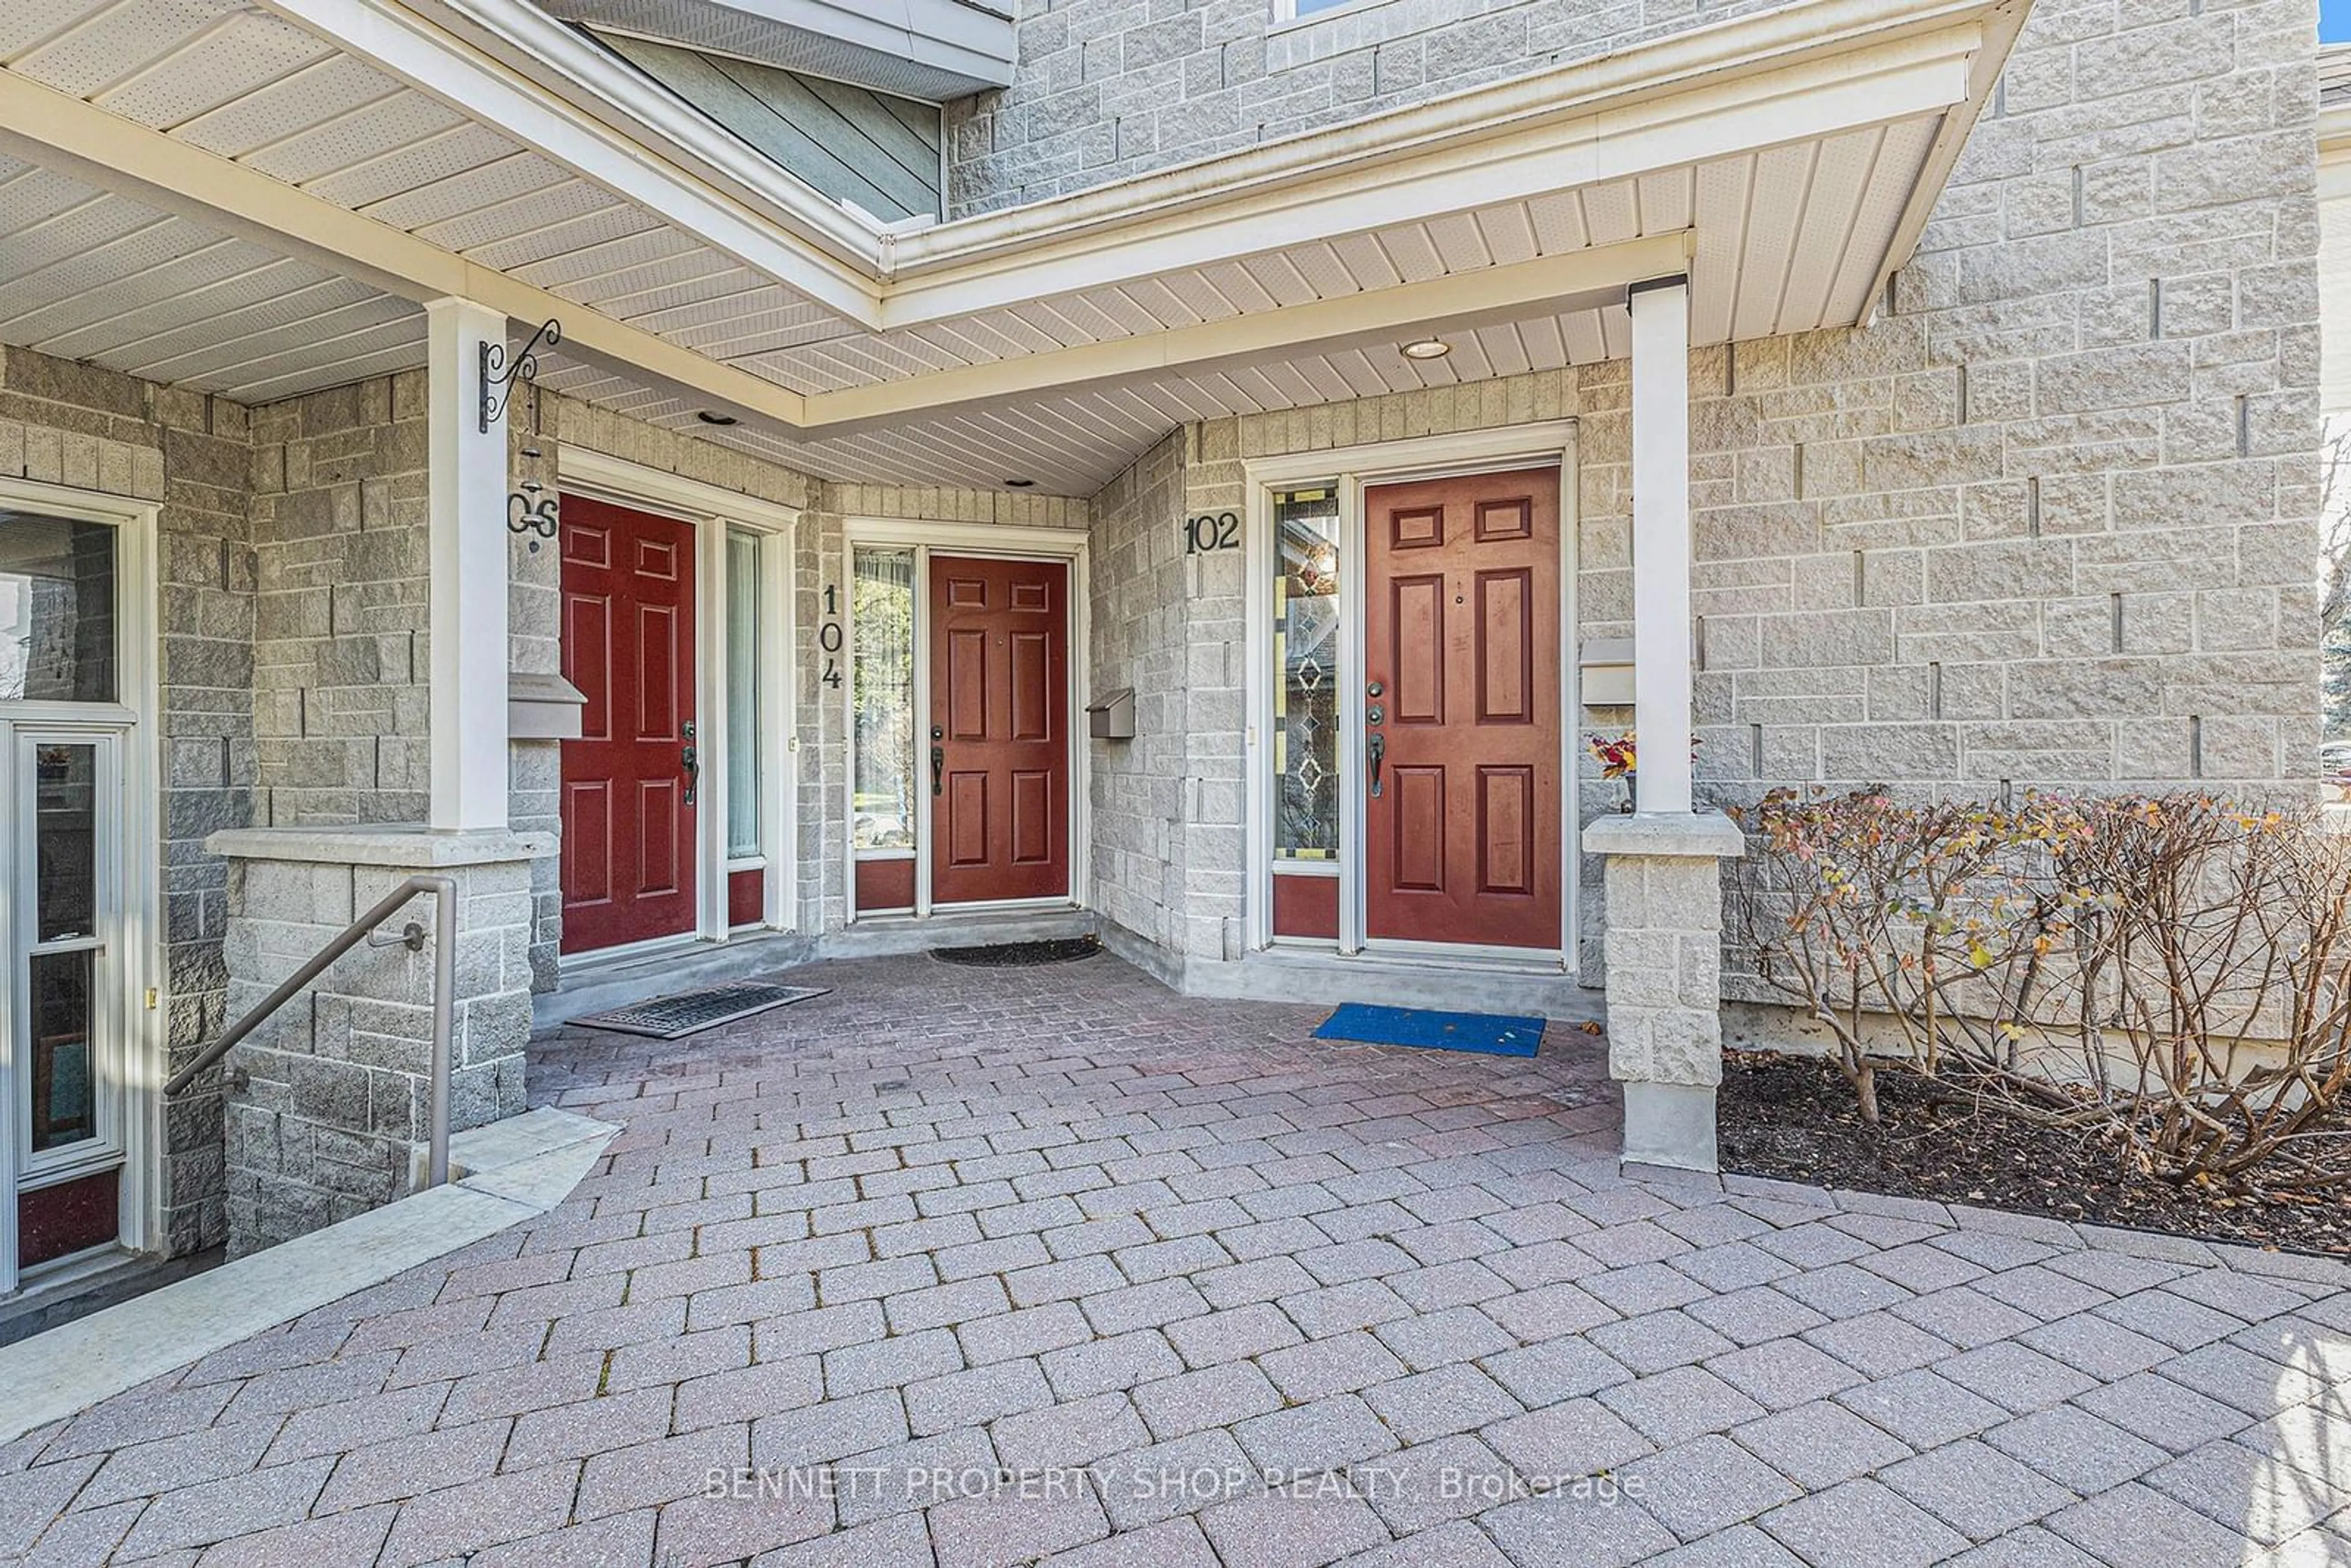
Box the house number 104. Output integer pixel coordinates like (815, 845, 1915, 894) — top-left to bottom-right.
(819, 583, 843, 688)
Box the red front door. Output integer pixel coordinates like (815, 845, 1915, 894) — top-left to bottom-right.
(929, 555, 1071, 906)
(560, 496, 699, 953)
(1364, 467, 1562, 950)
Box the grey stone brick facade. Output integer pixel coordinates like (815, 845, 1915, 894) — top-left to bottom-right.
(212, 832, 539, 1256)
(1063, 0, 2325, 985)
(945, 0, 1794, 216)
(247, 376, 433, 828)
(0, 0, 2323, 1262)
(1089, 431, 1192, 972)
(1, 346, 249, 1258)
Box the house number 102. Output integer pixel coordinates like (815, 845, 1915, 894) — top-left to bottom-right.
(819, 583, 843, 688)
(1186, 512, 1240, 554)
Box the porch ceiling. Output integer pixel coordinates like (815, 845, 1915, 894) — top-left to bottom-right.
(0, 0, 2024, 494)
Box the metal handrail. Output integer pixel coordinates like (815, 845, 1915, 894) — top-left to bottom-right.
(165, 874, 457, 1190)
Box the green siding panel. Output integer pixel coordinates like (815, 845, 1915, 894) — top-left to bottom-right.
(598, 31, 941, 222)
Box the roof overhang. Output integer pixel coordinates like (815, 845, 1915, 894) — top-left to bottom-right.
(0, 0, 2030, 489)
(534, 0, 1015, 100)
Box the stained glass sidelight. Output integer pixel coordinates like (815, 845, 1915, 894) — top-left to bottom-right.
(1272, 488, 1341, 861)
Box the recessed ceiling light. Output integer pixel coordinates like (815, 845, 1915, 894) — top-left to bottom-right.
(1400, 337, 1452, 361)
(696, 410, 738, 426)
(1003, 478, 1036, 489)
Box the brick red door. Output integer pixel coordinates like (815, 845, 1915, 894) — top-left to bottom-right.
(929, 555, 1071, 905)
(560, 496, 698, 953)
(1364, 467, 1562, 950)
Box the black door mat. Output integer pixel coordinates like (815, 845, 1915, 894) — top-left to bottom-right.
(575, 981, 829, 1040)
(932, 937, 1101, 967)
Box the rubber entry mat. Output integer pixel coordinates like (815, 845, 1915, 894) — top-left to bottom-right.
(931, 937, 1101, 967)
(1312, 1003, 1545, 1057)
(575, 981, 828, 1039)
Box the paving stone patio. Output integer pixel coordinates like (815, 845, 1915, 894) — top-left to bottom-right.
(4, 951, 2349, 1566)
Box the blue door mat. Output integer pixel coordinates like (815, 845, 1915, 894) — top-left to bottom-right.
(1313, 1003, 1545, 1057)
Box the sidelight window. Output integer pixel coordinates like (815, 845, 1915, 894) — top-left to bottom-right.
(724, 528, 762, 861)
(853, 548, 917, 853)
(1271, 488, 1342, 861)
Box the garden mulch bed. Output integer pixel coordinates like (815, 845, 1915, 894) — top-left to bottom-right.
(1718, 1050, 2351, 1258)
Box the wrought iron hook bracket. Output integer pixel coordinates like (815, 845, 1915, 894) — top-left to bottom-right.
(480, 317, 560, 433)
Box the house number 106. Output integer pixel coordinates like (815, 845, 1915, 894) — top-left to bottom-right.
(819, 583, 843, 688)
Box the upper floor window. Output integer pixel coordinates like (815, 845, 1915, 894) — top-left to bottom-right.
(1280, 0, 1363, 15)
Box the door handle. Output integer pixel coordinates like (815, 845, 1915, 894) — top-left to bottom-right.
(1367, 732, 1385, 798)
(681, 743, 699, 806)
(931, 744, 945, 797)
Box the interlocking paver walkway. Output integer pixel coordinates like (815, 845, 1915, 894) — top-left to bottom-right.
(5, 951, 2349, 1566)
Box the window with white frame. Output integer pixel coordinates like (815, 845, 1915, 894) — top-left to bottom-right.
(852, 547, 917, 853)
(1270, 487, 1343, 862)
(724, 527, 762, 862)
(0, 492, 148, 1285)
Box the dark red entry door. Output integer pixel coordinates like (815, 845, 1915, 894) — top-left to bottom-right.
(929, 555, 1071, 905)
(560, 496, 698, 953)
(1364, 467, 1562, 950)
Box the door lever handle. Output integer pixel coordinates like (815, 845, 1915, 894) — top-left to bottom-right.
(931, 744, 945, 797)
(1367, 732, 1386, 798)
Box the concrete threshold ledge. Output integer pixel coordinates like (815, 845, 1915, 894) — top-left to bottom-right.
(0, 1106, 617, 1445)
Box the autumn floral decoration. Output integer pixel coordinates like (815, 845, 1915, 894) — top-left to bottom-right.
(1586, 732, 1698, 810)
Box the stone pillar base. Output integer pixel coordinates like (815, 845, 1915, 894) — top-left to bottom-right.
(207, 826, 552, 1257)
(1582, 811, 1745, 1175)
(1622, 1081, 1720, 1173)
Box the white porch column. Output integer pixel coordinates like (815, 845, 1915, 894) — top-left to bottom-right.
(1628, 276, 1693, 816)
(426, 298, 511, 832)
(1586, 274, 1742, 1174)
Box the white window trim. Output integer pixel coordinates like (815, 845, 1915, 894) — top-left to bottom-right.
(0, 475, 162, 1294)
(1270, 0, 1372, 31)
(555, 446, 801, 954)
(840, 519, 1092, 925)
(1241, 422, 1580, 967)
(13, 729, 125, 1190)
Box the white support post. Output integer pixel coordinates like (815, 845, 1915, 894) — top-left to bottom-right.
(1586, 272, 1741, 1174)
(1629, 276, 1692, 817)
(426, 298, 511, 833)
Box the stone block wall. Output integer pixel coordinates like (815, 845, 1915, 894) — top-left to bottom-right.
(0, 346, 252, 1256)
(1089, 430, 1191, 966)
(246, 375, 432, 827)
(1675, 0, 2320, 798)
(217, 839, 536, 1255)
(1070, 0, 2323, 986)
(947, 0, 1790, 215)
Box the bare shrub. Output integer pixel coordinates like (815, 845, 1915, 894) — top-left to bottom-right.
(1730, 789, 2351, 1190)
(1727, 788, 2071, 1124)
(2033, 797, 2351, 1189)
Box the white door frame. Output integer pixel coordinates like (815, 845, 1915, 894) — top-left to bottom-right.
(555, 448, 801, 959)
(841, 519, 1092, 923)
(0, 475, 160, 1294)
(1242, 422, 1581, 966)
